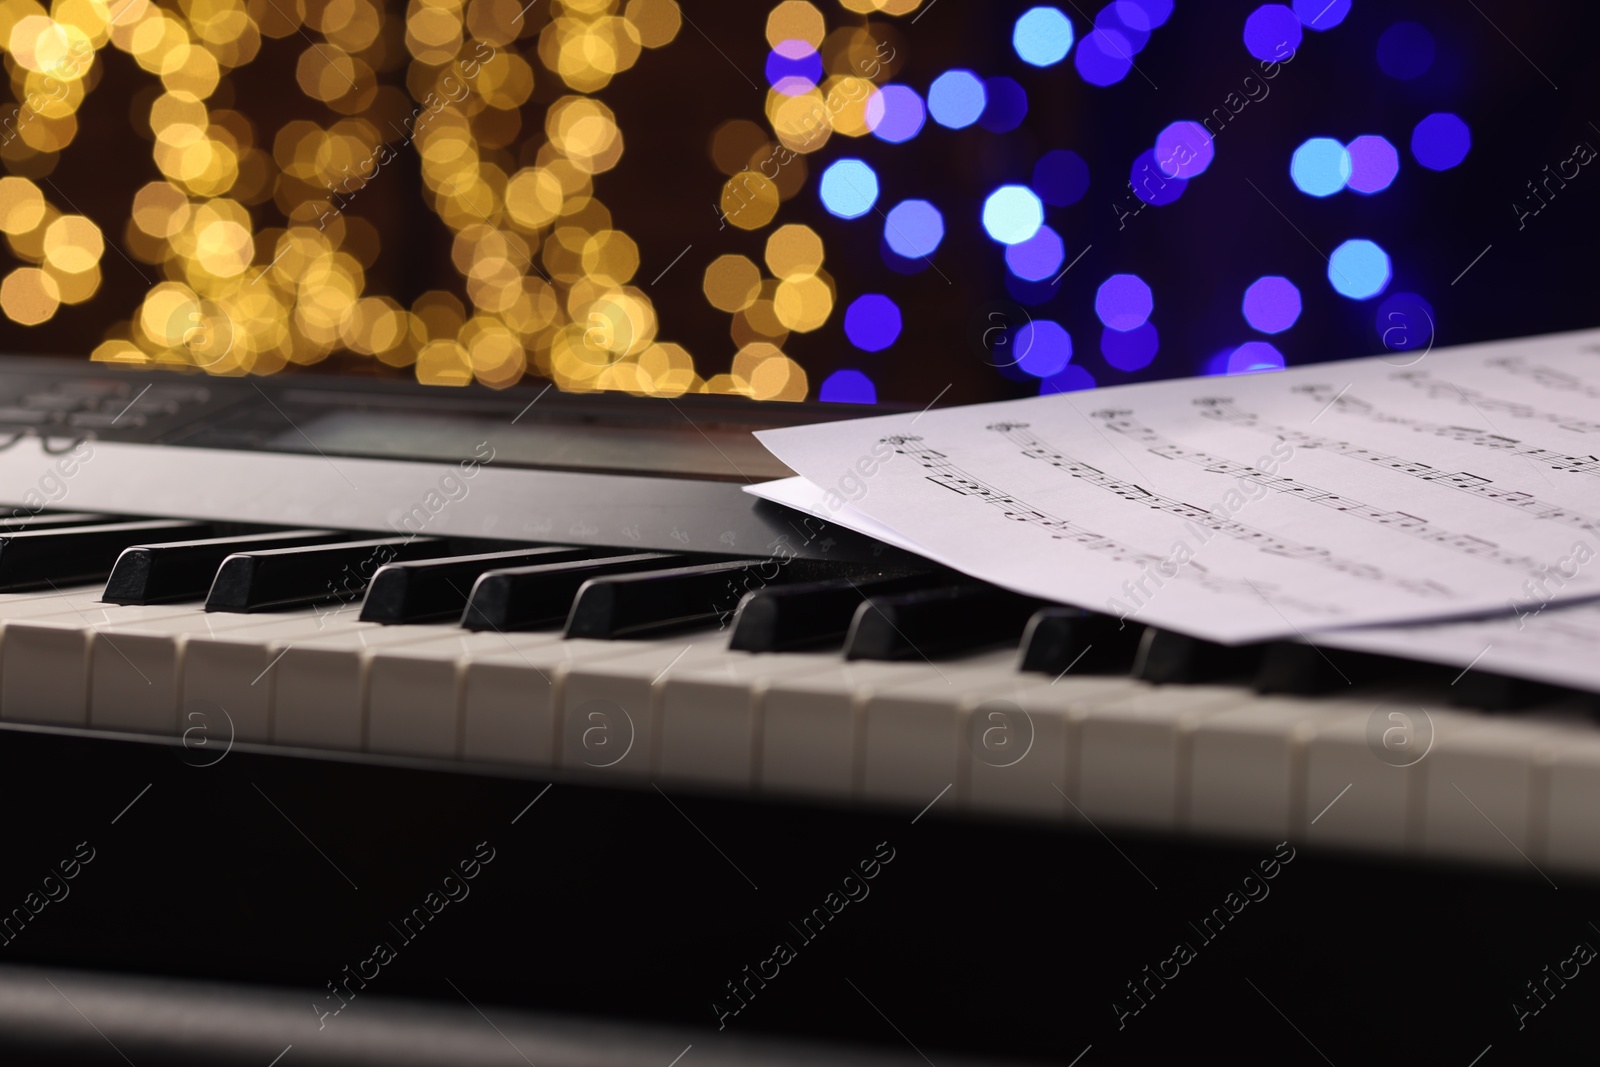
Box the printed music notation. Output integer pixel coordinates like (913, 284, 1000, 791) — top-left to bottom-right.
(754, 327, 1600, 644)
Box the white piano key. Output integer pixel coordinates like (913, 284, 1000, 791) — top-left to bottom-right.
(964, 676, 1142, 820)
(654, 649, 838, 789)
(1543, 734, 1600, 877)
(1075, 685, 1257, 832)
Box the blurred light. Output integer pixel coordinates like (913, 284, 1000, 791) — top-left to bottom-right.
(1130, 150, 1187, 206)
(928, 70, 987, 129)
(880, 237, 932, 275)
(1123, 0, 1173, 28)
(819, 159, 880, 219)
(1004, 224, 1065, 281)
(1244, 4, 1303, 62)
(1014, 319, 1072, 377)
(844, 294, 902, 351)
(1102, 322, 1159, 371)
(982, 185, 1045, 245)
(1377, 21, 1434, 79)
(979, 77, 1029, 133)
(1293, 0, 1349, 30)
(765, 40, 823, 96)
(1032, 149, 1090, 206)
(819, 368, 877, 403)
(1075, 29, 1134, 86)
(1328, 239, 1392, 300)
(1004, 273, 1058, 307)
(1013, 7, 1075, 67)
(1411, 113, 1471, 171)
(1227, 341, 1285, 373)
(1242, 276, 1302, 333)
(866, 85, 927, 143)
(1346, 135, 1400, 194)
(1096, 274, 1153, 331)
(1290, 137, 1353, 196)
(1040, 364, 1097, 393)
(1376, 291, 1436, 352)
(1097, 4, 1150, 52)
(884, 199, 945, 259)
(1155, 121, 1215, 179)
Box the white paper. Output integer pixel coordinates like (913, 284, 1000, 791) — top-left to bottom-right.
(753, 328, 1600, 643)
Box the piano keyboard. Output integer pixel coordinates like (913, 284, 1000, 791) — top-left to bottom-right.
(5, 509, 1600, 881)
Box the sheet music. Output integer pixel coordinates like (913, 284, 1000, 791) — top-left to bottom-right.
(751, 328, 1600, 643)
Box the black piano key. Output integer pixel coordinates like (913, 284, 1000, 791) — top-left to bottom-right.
(0, 512, 119, 533)
(462, 552, 689, 631)
(843, 585, 1041, 661)
(565, 558, 841, 640)
(205, 537, 452, 612)
(1016, 607, 1144, 676)
(1450, 671, 1564, 711)
(1131, 628, 1265, 685)
(103, 529, 349, 605)
(1252, 642, 1415, 696)
(728, 573, 936, 652)
(360, 546, 600, 624)
(0, 519, 210, 591)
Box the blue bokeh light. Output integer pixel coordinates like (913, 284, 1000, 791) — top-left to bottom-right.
(1242, 276, 1302, 333)
(1075, 28, 1134, 86)
(866, 85, 927, 143)
(1040, 364, 1097, 394)
(1014, 320, 1073, 378)
(843, 294, 903, 352)
(1155, 120, 1215, 179)
(1013, 6, 1075, 67)
(1004, 224, 1065, 282)
(1032, 149, 1090, 206)
(1102, 322, 1159, 371)
(1293, 0, 1349, 30)
(1412, 112, 1471, 171)
(1244, 4, 1303, 62)
(765, 41, 823, 96)
(819, 159, 879, 219)
(979, 76, 1029, 133)
(1130, 149, 1187, 206)
(1378, 21, 1435, 80)
(1376, 291, 1437, 353)
(1123, 0, 1173, 28)
(1096, 3, 1150, 52)
(1096, 274, 1153, 331)
(928, 70, 987, 129)
(982, 185, 1045, 245)
(1227, 341, 1286, 374)
(1290, 137, 1353, 197)
(819, 369, 877, 404)
(1346, 135, 1399, 194)
(883, 199, 945, 259)
(1328, 239, 1392, 300)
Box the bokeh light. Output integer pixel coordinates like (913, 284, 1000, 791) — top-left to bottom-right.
(883, 199, 945, 259)
(982, 185, 1044, 245)
(1291, 137, 1353, 197)
(1376, 291, 1437, 353)
(1097, 4, 1150, 52)
(1227, 341, 1285, 374)
(844, 294, 902, 351)
(1040, 364, 1097, 394)
(1244, 5, 1303, 62)
(1154, 121, 1214, 179)
(1075, 28, 1134, 86)
(1412, 112, 1471, 171)
(766, 40, 823, 96)
(1102, 322, 1159, 371)
(979, 76, 1029, 133)
(1014, 319, 1072, 377)
(1346, 135, 1400, 194)
(1294, 0, 1350, 30)
(1378, 22, 1435, 80)
(866, 85, 927, 143)
(1004, 225, 1065, 281)
(1124, 0, 1174, 28)
(1013, 7, 1075, 67)
(1130, 150, 1187, 206)
(1032, 149, 1091, 207)
(819, 368, 877, 403)
(1242, 276, 1302, 333)
(1328, 239, 1392, 300)
(928, 69, 986, 129)
(1096, 274, 1153, 331)
(819, 158, 880, 219)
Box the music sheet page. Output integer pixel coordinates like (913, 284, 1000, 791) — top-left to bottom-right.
(753, 328, 1600, 643)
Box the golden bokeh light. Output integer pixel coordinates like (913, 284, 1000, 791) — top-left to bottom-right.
(766, 1, 823, 48)
(1, 265, 59, 324)
(702, 254, 761, 313)
(764, 223, 823, 280)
